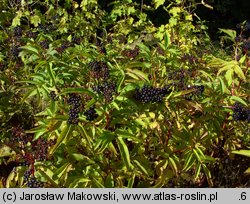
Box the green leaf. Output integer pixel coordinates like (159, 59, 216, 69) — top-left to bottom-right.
(47, 62, 56, 86)
(94, 132, 115, 153)
(169, 157, 178, 175)
(202, 164, 213, 186)
(225, 69, 233, 86)
(12, 11, 22, 26)
(183, 151, 195, 171)
(164, 32, 170, 49)
(230, 96, 247, 106)
(126, 69, 149, 82)
(194, 163, 201, 180)
(0, 145, 15, 157)
(30, 15, 41, 27)
(53, 162, 71, 180)
(153, 0, 165, 9)
(37, 169, 59, 187)
(60, 88, 97, 99)
(218, 77, 227, 93)
(69, 177, 90, 188)
(234, 65, 246, 80)
(92, 178, 104, 188)
(133, 159, 149, 176)
(244, 167, 250, 174)
(232, 150, 250, 158)
(49, 124, 72, 155)
(104, 173, 115, 188)
(20, 45, 39, 55)
(127, 174, 135, 188)
(117, 136, 133, 170)
(115, 129, 142, 142)
(219, 28, 237, 42)
(193, 149, 201, 162)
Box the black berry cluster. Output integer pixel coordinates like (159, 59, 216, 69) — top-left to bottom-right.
(134, 85, 171, 103)
(38, 24, 56, 33)
(67, 93, 82, 124)
(242, 40, 250, 52)
(31, 137, 57, 161)
(236, 21, 250, 31)
(13, 26, 22, 37)
(9, 46, 21, 58)
(49, 91, 58, 101)
(88, 60, 110, 80)
(39, 40, 50, 49)
(184, 85, 205, 101)
(8, 126, 33, 147)
(96, 40, 106, 54)
(122, 46, 140, 59)
(56, 41, 71, 53)
(181, 53, 198, 64)
(93, 81, 116, 102)
(26, 31, 38, 39)
(6, 126, 57, 167)
(72, 36, 82, 45)
(23, 169, 44, 188)
(232, 102, 250, 122)
(84, 106, 98, 121)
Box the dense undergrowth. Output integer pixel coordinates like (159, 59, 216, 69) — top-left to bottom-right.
(0, 0, 250, 188)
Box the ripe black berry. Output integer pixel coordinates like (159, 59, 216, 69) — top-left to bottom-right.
(134, 85, 171, 103)
(67, 93, 82, 124)
(26, 31, 38, 39)
(232, 102, 250, 122)
(27, 176, 44, 188)
(13, 26, 22, 37)
(49, 91, 58, 101)
(39, 40, 50, 49)
(72, 36, 82, 45)
(93, 81, 116, 102)
(10, 46, 21, 57)
(88, 60, 110, 80)
(84, 106, 98, 121)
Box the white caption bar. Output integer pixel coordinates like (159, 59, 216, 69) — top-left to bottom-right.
(0, 188, 249, 204)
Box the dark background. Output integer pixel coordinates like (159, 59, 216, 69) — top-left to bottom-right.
(98, 0, 250, 39)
